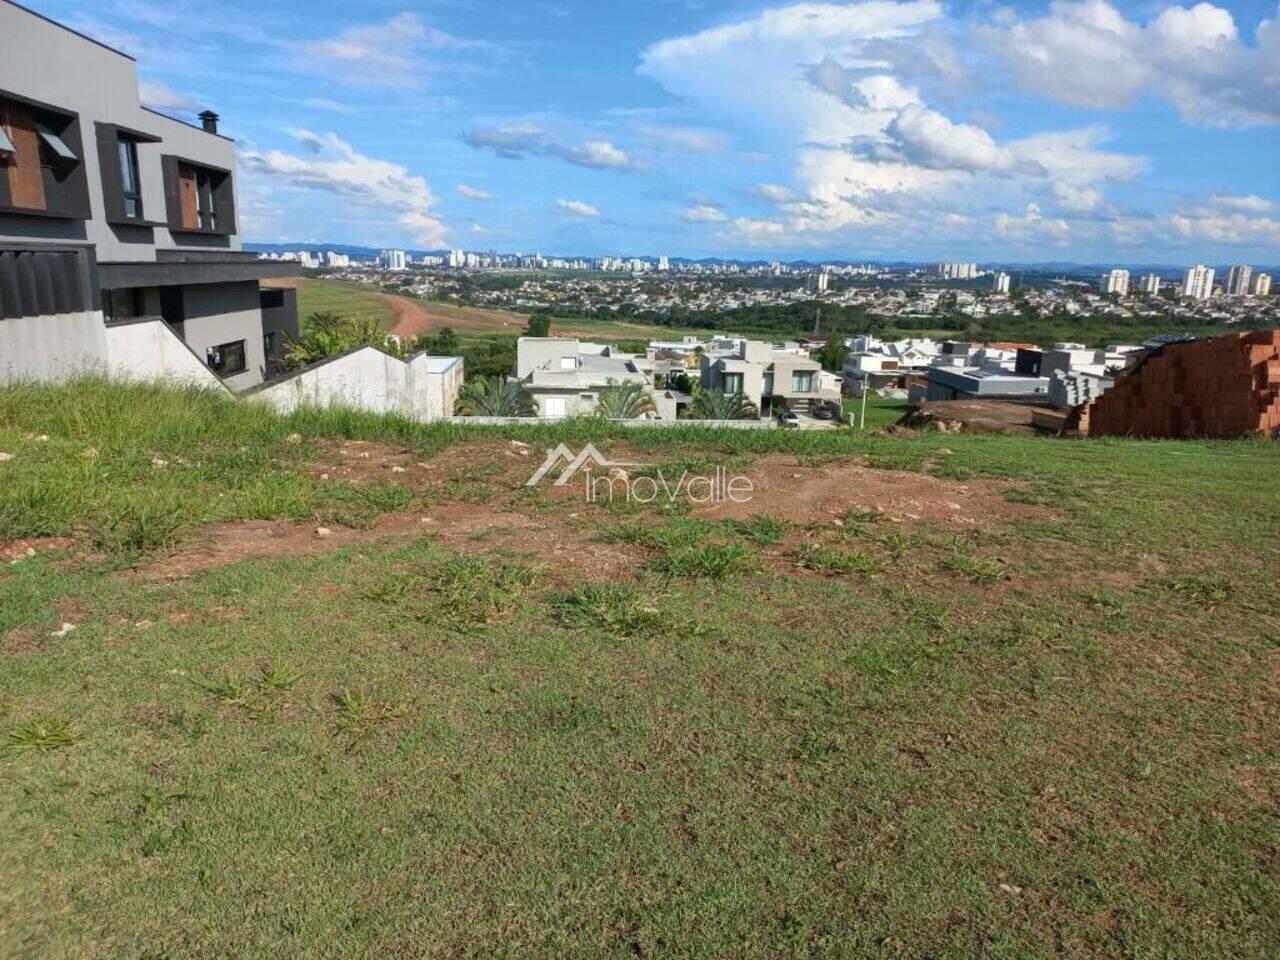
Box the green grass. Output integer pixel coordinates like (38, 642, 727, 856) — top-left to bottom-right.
(292, 278, 397, 328)
(1, 380, 1279, 958)
(843, 391, 912, 430)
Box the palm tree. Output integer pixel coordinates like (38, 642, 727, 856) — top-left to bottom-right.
(455, 376, 536, 417)
(594, 379, 657, 419)
(285, 312, 402, 368)
(690, 386, 759, 420)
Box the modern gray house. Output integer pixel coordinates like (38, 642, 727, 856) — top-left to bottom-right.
(0, 0, 298, 390)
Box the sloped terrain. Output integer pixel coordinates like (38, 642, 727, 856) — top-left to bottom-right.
(1, 382, 1277, 959)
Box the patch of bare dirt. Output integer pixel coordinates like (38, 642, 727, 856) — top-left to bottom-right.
(307, 438, 535, 490)
(691, 454, 1047, 528)
(386, 296, 525, 339)
(1, 627, 40, 656)
(127, 444, 1048, 582)
(1, 536, 75, 563)
(892, 399, 1043, 436)
(135, 503, 644, 587)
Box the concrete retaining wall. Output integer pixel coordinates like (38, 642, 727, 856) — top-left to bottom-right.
(0, 310, 109, 383)
(104, 318, 231, 392)
(249, 347, 463, 422)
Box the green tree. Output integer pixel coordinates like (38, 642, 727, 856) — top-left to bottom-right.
(455, 376, 535, 417)
(594, 380, 657, 420)
(285, 312, 402, 369)
(430, 326, 459, 355)
(816, 340, 848, 373)
(525, 313, 552, 338)
(690, 386, 759, 421)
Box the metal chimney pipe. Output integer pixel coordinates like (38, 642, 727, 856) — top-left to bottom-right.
(198, 110, 219, 134)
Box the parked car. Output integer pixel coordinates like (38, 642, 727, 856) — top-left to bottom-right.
(811, 402, 837, 420)
(780, 411, 801, 429)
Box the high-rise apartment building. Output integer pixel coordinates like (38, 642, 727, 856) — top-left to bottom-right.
(1139, 273, 1161, 295)
(1226, 264, 1253, 296)
(1182, 264, 1215, 300)
(1100, 269, 1130, 296)
(992, 272, 1011, 294)
(1251, 273, 1272, 297)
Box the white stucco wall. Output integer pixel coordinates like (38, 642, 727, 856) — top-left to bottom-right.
(103, 319, 230, 392)
(0, 310, 109, 382)
(250, 348, 463, 422)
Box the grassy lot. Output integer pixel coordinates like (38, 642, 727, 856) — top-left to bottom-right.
(843, 392, 912, 430)
(1, 381, 1277, 958)
(289, 278, 398, 329)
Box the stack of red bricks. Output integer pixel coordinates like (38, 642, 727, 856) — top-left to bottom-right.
(1088, 329, 1280, 439)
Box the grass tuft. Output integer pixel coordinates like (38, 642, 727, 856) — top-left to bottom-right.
(425, 554, 539, 627)
(555, 583, 660, 633)
(724, 514, 788, 546)
(332, 688, 411, 743)
(653, 541, 753, 580)
(258, 663, 302, 693)
(939, 550, 1007, 586)
(5, 715, 84, 753)
(88, 503, 186, 564)
(791, 543, 883, 576)
(200, 672, 253, 705)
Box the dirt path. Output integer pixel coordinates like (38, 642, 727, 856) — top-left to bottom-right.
(386, 296, 526, 339)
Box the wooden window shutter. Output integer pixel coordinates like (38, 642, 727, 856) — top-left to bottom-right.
(177, 162, 198, 229)
(3, 104, 47, 211)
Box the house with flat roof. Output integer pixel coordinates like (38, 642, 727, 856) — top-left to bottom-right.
(515, 337, 657, 419)
(0, 0, 299, 390)
(700, 337, 829, 415)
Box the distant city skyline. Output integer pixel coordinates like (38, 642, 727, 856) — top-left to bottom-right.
(32, 0, 1280, 262)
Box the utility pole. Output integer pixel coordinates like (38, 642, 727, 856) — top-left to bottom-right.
(859, 381, 869, 431)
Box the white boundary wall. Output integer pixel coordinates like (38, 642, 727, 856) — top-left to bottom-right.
(249, 347, 463, 422)
(0, 311, 110, 383)
(104, 320, 232, 392)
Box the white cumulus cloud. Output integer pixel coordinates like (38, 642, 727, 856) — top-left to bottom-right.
(556, 198, 601, 218)
(456, 183, 496, 201)
(678, 204, 728, 223)
(978, 0, 1280, 125)
(241, 129, 447, 247)
(464, 121, 643, 171)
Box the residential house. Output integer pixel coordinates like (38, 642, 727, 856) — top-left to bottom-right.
(0, 0, 299, 390)
(515, 337, 657, 419)
(699, 337, 830, 415)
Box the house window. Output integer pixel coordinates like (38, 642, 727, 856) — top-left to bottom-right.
(102, 288, 146, 322)
(118, 138, 142, 219)
(35, 121, 77, 163)
(0, 94, 89, 218)
(207, 340, 247, 376)
(792, 371, 814, 392)
(722, 372, 744, 394)
(168, 157, 231, 233)
(195, 167, 216, 230)
(263, 331, 277, 360)
(762, 371, 774, 395)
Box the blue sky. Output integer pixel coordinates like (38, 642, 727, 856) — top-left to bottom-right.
(30, 0, 1280, 263)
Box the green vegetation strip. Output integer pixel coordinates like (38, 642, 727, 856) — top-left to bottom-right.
(1, 381, 1278, 958)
